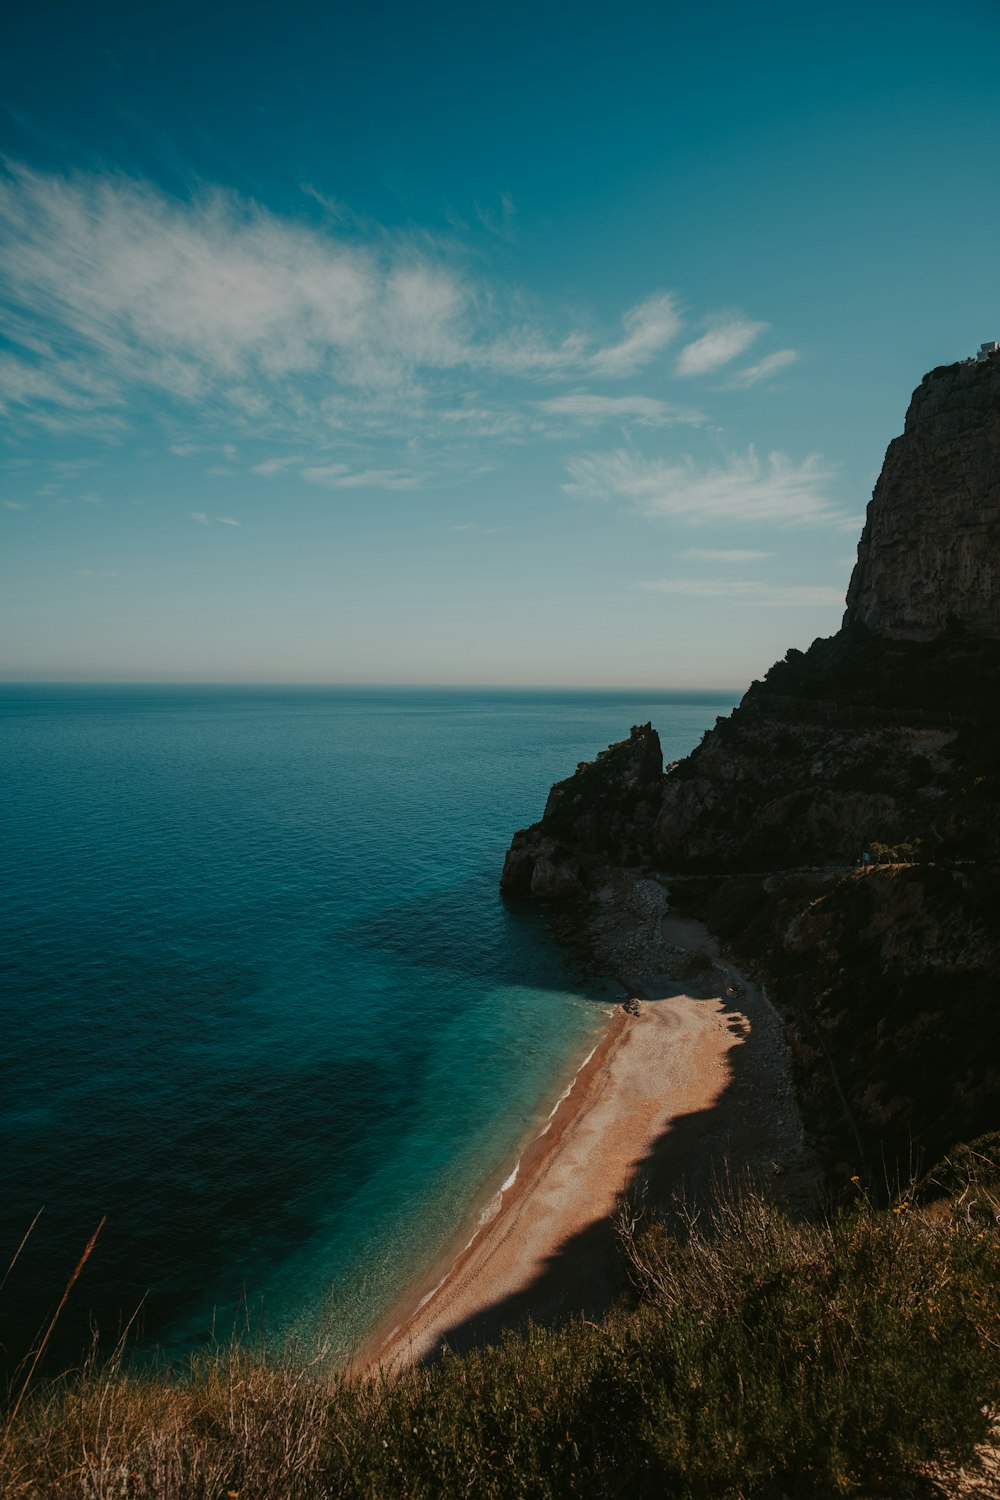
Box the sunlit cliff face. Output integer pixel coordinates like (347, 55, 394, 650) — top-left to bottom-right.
(845, 355, 1000, 642)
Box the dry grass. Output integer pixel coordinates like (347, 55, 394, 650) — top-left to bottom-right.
(2, 1172, 997, 1499)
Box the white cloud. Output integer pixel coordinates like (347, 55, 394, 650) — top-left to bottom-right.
(301, 463, 422, 490)
(216, 515, 240, 526)
(586, 293, 683, 378)
(0, 348, 126, 436)
(251, 455, 304, 476)
(454, 293, 684, 383)
(3, 499, 29, 509)
(681, 547, 771, 562)
(564, 445, 843, 527)
(676, 319, 767, 377)
(0, 160, 802, 531)
(0, 163, 472, 433)
(437, 406, 528, 438)
(635, 578, 844, 607)
(536, 393, 702, 427)
(0, 164, 695, 453)
(726, 349, 799, 388)
(190, 511, 210, 523)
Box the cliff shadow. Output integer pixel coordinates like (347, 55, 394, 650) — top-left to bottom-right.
(414, 965, 817, 1364)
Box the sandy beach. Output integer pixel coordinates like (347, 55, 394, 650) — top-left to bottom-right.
(363, 875, 817, 1373)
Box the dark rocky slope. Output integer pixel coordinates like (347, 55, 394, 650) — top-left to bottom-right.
(503, 351, 1000, 1185)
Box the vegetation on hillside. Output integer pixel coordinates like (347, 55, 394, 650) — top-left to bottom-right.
(3, 1174, 997, 1499)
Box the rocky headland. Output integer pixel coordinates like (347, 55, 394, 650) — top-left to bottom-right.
(503, 352, 1000, 1189)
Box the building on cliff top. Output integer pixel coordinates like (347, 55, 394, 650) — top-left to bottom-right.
(976, 340, 1000, 361)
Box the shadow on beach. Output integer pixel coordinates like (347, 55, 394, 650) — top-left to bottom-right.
(415, 954, 815, 1366)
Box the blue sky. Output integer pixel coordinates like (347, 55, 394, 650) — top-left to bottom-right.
(1, 0, 998, 686)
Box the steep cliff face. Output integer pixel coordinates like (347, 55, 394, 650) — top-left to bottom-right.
(503, 355, 1000, 1179)
(844, 353, 1000, 640)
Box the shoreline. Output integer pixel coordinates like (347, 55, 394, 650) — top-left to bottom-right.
(355, 1003, 628, 1372)
(360, 874, 818, 1375)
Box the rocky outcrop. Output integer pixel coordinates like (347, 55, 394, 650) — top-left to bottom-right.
(502, 354, 1000, 1182)
(844, 352, 1000, 640)
(501, 724, 663, 898)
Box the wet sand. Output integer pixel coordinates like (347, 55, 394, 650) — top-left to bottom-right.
(363, 875, 817, 1374)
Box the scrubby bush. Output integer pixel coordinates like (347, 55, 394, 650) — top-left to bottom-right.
(2, 1180, 997, 1498)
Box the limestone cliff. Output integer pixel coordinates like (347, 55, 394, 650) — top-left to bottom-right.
(502, 353, 1000, 1183)
(844, 353, 1000, 640)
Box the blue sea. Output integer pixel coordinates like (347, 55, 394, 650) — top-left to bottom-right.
(0, 685, 738, 1372)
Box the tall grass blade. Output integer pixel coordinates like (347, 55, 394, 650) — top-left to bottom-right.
(0, 1209, 44, 1296)
(1, 1215, 106, 1451)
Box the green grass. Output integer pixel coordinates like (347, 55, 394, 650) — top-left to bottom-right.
(2, 1180, 998, 1498)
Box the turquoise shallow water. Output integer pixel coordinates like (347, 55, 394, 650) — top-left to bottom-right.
(0, 685, 738, 1370)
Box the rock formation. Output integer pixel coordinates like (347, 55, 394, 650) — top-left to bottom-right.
(844, 354, 1000, 640)
(502, 351, 1000, 1184)
(501, 724, 663, 899)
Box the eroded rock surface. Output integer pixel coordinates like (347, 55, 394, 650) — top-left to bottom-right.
(844, 353, 1000, 640)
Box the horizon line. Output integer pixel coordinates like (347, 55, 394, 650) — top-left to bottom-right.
(0, 678, 748, 694)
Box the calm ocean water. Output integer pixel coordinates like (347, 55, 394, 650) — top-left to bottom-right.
(0, 684, 738, 1371)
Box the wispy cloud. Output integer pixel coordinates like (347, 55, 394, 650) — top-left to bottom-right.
(251, 454, 304, 476)
(726, 349, 799, 388)
(681, 547, 771, 562)
(0, 164, 696, 451)
(586, 293, 683, 378)
(0, 348, 126, 436)
(189, 510, 241, 525)
(536, 393, 702, 427)
(3, 499, 29, 509)
(676, 319, 767, 377)
(564, 446, 844, 527)
(0, 163, 474, 438)
(437, 405, 529, 438)
(486, 293, 684, 383)
(301, 463, 423, 490)
(635, 578, 844, 607)
(473, 190, 518, 239)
